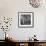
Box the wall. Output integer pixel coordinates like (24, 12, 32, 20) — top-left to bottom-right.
(0, 0, 46, 40)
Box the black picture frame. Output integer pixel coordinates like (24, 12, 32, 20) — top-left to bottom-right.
(18, 12, 34, 28)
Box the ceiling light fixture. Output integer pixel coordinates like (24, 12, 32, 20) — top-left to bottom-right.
(29, 0, 45, 8)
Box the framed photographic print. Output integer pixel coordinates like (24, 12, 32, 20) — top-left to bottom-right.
(18, 12, 34, 28)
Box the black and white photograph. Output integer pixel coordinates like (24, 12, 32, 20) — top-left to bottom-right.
(21, 14, 31, 25)
(18, 12, 34, 28)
